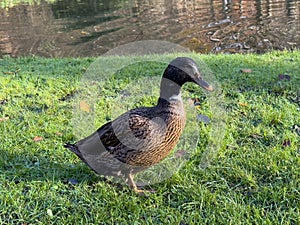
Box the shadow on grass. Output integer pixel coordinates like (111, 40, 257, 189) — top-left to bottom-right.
(0, 148, 102, 185)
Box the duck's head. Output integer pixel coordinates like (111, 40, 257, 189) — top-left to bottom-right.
(163, 57, 213, 91)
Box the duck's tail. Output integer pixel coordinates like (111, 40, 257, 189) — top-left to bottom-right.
(63, 142, 97, 174)
(64, 143, 84, 159)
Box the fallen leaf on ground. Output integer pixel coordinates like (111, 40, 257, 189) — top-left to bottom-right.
(81, 31, 89, 35)
(240, 69, 252, 73)
(238, 102, 248, 107)
(55, 132, 63, 136)
(3, 69, 20, 75)
(33, 136, 43, 142)
(0, 117, 9, 122)
(250, 133, 263, 139)
(79, 101, 90, 112)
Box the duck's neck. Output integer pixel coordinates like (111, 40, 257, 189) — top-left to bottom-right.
(157, 77, 183, 105)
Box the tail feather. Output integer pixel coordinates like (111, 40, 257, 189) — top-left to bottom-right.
(64, 143, 84, 160)
(64, 142, 96, 173)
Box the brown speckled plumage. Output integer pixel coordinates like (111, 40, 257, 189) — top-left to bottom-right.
(64, 57, 213, 193)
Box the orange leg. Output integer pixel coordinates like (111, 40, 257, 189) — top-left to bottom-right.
(126, 173, 145, 194)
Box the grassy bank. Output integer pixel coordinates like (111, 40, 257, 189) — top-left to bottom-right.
(0, 51, 299, 224)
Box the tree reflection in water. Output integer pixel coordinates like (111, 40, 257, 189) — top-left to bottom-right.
(0, 0, 299, 57)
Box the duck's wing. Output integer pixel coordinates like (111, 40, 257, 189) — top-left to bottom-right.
(99, 111, 153, 153)
(74, 109, 153, 156)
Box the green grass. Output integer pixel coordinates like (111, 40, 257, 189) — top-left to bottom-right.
(1, 0, 57, 9)
(0, 51, 299, 224)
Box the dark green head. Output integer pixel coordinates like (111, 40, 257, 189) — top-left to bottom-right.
(163, 57, 213, 91)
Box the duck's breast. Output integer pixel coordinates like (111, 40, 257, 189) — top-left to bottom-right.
(124, 104, 186, 166)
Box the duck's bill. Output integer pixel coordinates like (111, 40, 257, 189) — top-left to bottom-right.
(195, 78, 214, 91)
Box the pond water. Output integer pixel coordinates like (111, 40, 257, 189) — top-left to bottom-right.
(0, 0, 299, 57)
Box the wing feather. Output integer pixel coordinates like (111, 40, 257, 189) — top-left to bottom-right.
(97, 109, 153, 154)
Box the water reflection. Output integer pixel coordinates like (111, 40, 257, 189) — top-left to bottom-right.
(0, 0, 299, 57)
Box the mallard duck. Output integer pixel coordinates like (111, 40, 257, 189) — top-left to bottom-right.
(64, 57, 213, 193)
